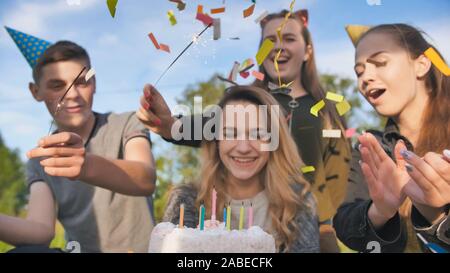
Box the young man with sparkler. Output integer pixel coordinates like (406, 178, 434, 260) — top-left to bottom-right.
(0, 28, 157, 253)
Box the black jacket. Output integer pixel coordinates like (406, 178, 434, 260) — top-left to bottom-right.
(333, 119, 450, 253)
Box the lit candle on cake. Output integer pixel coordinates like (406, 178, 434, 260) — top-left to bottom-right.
(226, 202, 231, 231)
(239, 202, 244, 230)
(248, 203, 253, 228)
(211, 186, 217, 221)
(179, 203, 184, 229)
(199, 202, 205, 230)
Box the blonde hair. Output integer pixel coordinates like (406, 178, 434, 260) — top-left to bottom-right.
(194, 85, 312, 251)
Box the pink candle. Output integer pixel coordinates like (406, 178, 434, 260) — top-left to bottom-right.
(211, 186, 217, 221)
(248, 203, 253, 228)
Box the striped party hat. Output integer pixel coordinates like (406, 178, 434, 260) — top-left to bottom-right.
(5, 26, 53, 68)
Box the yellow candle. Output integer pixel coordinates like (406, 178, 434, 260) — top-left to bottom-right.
(179, 203, 184, 228)
(239, 202, 244, 230)
(226, 202, 231, 231)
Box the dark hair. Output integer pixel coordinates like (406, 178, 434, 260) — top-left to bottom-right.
(32, 40, 91, 83)
(359, 24, 450, 156)
(253, 10, 348, 134)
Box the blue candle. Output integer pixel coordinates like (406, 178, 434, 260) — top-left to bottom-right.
(223, 206, 227, 224)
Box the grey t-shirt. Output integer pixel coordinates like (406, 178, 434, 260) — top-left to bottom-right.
(226, 190, 272, 233)
(26, 112, 155, 253)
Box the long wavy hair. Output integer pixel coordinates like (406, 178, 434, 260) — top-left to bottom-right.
(358, 23, 450, 252)
(358, 23, 450, 157)
(195, 85, 313, 252)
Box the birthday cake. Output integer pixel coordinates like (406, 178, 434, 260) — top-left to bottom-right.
(148, 221, 276, 253)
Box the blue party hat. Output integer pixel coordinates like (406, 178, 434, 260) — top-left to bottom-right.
(5, 26, 53, 68)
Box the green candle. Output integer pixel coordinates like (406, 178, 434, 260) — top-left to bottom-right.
(226, 202, 231, 231)
(199, 203, 205, 230)
(239, 202, 244, 230)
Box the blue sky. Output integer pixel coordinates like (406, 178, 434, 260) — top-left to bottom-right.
(0, 0, 449, 160)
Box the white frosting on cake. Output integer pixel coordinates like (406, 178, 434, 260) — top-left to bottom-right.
(148, 222, 276, 253)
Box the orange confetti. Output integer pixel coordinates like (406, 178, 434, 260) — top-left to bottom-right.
(252, 70, 265, 81)
(197, 5, 203, 14)
(148, 33, 160, 50)
(159, 43, 171, 53)
(211, 7, 225, 14)
(425, 47, 450, 76)
(149, 32, 170, 53)
(243, 4, 255, 18)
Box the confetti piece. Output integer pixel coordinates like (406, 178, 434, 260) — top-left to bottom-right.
(229, 37, 240, 40)
(240, 63, 255, 73)
(345, 25, 371, 47)
(274, 0, 295, 87)
(301, 166, 315, 174)
(256, 39, 274, 65)
(310, 100, 325, 117)
(239, 58, 254, 72)
(424, 47, 450, 76)
(148, 32, 160, 50)
(345, 128, 357, 138)
(167, 10, 177, 26)
(323, 129, 342, 138)
(159, 43, 171, 53)
(196, 12, 213, 26)
(85, 68, 95, 82)
(106, 0, 118, 18)
(326, 91, 344, 102)
(336, 100, 351, 116)
(211, 7, 225, 14)
(148, 32, 170, 53)
(169, 0, 186, 11)
(213, 18, 221, 40)
(281, 81, 294, 89)
(228, 61, 240, 82)
(195, 6, 213, 27)
(254, 10, 268, 24)
(240, 71, 250, 79)
(197, 4, 203, 14)
(243, 4, 255, 18)
(252, 70, 265, 81)
(274, 49, 282, 85)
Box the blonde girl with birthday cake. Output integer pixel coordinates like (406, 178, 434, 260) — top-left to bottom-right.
(145, 85, 320, 253)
